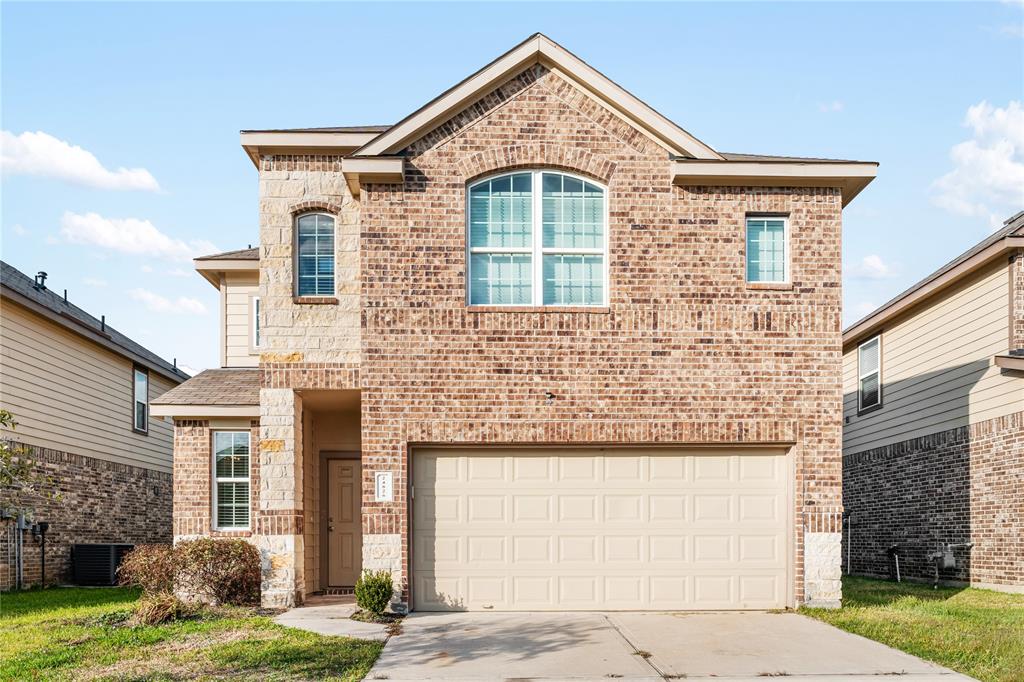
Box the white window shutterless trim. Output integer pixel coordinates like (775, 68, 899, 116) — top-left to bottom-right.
(466, 170, 609, 307)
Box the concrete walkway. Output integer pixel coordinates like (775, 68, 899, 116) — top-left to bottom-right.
(273, 596, 390, 640)
(367, 611, 972, 681)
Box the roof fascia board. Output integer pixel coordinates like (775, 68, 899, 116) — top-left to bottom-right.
(193, 259, 259, 288)
(240, 131, 381, 168)
(150, 404, 260, 418)
(843, 236, 1024, 348)
(353, 35, 722, 160)
(994, 355, 1024, 371)
(0, 288, 185, 383)
(341, 157, 405, 195)
(671, 160, 878, 207)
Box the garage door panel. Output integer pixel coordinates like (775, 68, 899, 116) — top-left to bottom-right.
(413, 448, 790, 611)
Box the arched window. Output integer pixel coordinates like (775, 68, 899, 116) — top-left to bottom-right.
(295, 213, 335, 296)
(467, 171, 607, 306)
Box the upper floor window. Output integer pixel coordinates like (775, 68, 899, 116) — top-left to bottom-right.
(213, 431, 251, 530)
(858, 335, 881, 411)
(746, 216, 788, 284)
(251, 296, 261, 349)
(295, 213, 335, 296)
(468, 171, 607, 307)
(133, 366, 148, 433)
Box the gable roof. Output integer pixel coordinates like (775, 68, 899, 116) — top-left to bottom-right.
(352, 33, 721, 160)
(0, 260, 189, 383)
(843, 210, 1024, 348)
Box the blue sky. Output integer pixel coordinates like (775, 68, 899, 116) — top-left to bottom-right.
(2, 2, 1022, 373)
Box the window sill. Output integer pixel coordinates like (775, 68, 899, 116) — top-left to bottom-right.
(746, 282, 793, 291)
(467, 306, 611, 314)
(132, 427, 149, 436)
(857, 403, 883, 417)
(293, 296, 338, 305)
(212, 528, 252, 537)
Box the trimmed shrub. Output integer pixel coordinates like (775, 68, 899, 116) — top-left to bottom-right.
(175, 538, 261, 606)
(118, 544, 176, 595)
(355, 570, 393, 615)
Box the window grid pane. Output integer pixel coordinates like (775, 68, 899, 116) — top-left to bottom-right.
(213, 431, 251, 528)
(542, 173, 604, 249)
(470, 253, 532, 305)
(543, 254, 604, 306)
(469, 173, 532, 248)
(746, 218, 786, 283)
(297, 214, 335, 296)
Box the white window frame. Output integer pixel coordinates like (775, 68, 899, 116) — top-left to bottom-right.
(858, 334, 882, 412)
(251, 295, 261, 351)
(212, 430, 251, 531)
(466, 170, 610, 307)
(132, 366, 148, 434)
(745, 215, 790, 284)
(294, 212, 336, 297)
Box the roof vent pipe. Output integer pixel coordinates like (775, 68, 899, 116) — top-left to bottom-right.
(101, 315, 105, 332)
(34, 272, 48, 290)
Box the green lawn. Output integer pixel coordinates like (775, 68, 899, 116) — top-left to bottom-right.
(802, 576, 1024, 682)
(0, 587, 383, 681)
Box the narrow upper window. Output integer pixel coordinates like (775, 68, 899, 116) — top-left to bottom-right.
(213, 431, 251, 529)
(252, 296, 261, 349)
(746, 217, 788, 283)
(468, 171, 606, 306)
(858, 335, 882, 411)
(133, 367, 148, 433)
(296, 213, 335, 296)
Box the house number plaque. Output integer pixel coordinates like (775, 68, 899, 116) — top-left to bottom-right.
(374, 471, 394, 502)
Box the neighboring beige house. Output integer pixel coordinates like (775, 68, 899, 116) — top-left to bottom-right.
(0, 261, 189, 588)
(842, 211, 1024, 592)
(153, 34, 878, 611)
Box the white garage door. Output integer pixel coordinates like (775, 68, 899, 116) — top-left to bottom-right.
(412, 447, 791, 611)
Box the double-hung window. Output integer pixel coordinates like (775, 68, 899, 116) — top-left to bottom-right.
(858, 335, 882, 411)
(213, 431, 251, 530)
(296, 213, 335, 296)
(468, 171, 607, 306)
(746, 216, 788, 283)
(133, 366, 148, 433)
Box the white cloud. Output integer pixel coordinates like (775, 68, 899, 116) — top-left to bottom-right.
(167, 267, 192, 278)
(140, 264, 154, 273)
(83, 277, 107, 288)
(931, 100, 1024, 226)
(851, 301, 878, 319)
(1, 130, 160, 191)
(10, 224, 27, 236)
(128, 288, 207, 315)
(818, 100, 844, 113)
(60, 212, 216, 262)
(849, 254, 898, 279)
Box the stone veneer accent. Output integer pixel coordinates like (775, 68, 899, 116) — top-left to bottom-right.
(1, 442, 171, 589)
(356, 65, 845, 608)
(844, 411, 1024, 590)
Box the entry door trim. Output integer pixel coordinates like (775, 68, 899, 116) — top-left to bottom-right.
(320, 451, 362, 589)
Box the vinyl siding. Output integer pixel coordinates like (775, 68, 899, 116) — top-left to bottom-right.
(0, 300, 176, 472)
(222, 272, 258, 368)
(843, 260, 1022, 454)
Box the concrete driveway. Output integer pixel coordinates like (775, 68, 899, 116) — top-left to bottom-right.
(367, 611, 970, 681)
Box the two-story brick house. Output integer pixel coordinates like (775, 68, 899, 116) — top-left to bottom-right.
(152, 34, 876, 611)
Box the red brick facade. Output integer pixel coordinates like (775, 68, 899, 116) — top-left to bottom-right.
(172, 420, 260, 539)
(843, 411, 1024, 589)
(357, 66, 845, 604)
(0, 443, 171, 588)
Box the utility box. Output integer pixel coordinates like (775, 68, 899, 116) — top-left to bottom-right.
(72, 544, 134, 586)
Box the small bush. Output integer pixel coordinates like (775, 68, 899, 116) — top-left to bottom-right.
(129, 592, 193, 626)
(118, 544, 176, 595)
(175, 538, 261, 606)
(355, 570, 393, 615)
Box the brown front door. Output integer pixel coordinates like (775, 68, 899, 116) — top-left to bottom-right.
(327, 459, 362, 587)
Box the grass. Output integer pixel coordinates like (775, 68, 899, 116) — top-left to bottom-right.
(801, 576, 1024, 682)
(0, 587, 383, 681)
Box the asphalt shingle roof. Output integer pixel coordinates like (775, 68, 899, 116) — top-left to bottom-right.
(196, 247, 259, 261)
(1, 260, 189, 382)
(151, 368, 259, 406)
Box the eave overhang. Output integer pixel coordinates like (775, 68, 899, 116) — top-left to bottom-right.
(239, 130, 381, 168)
(843, 235, 1024, 350)
(340, 157, 405, 196)
(150, 404, 260, 418)
(671, 160, 878, 208)
(994, 354, 1024, 372)
(193, 257, 260, 288)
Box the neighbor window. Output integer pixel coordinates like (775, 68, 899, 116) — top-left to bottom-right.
(252, 296, 261, 348)
(133, 367, 148, 433)
(858, 335, 881, 411)
(468, 171, 607, 306)
(295, 213, 335, 296)
(746, 216, 788, 283)
(213, 431, 251, 529)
